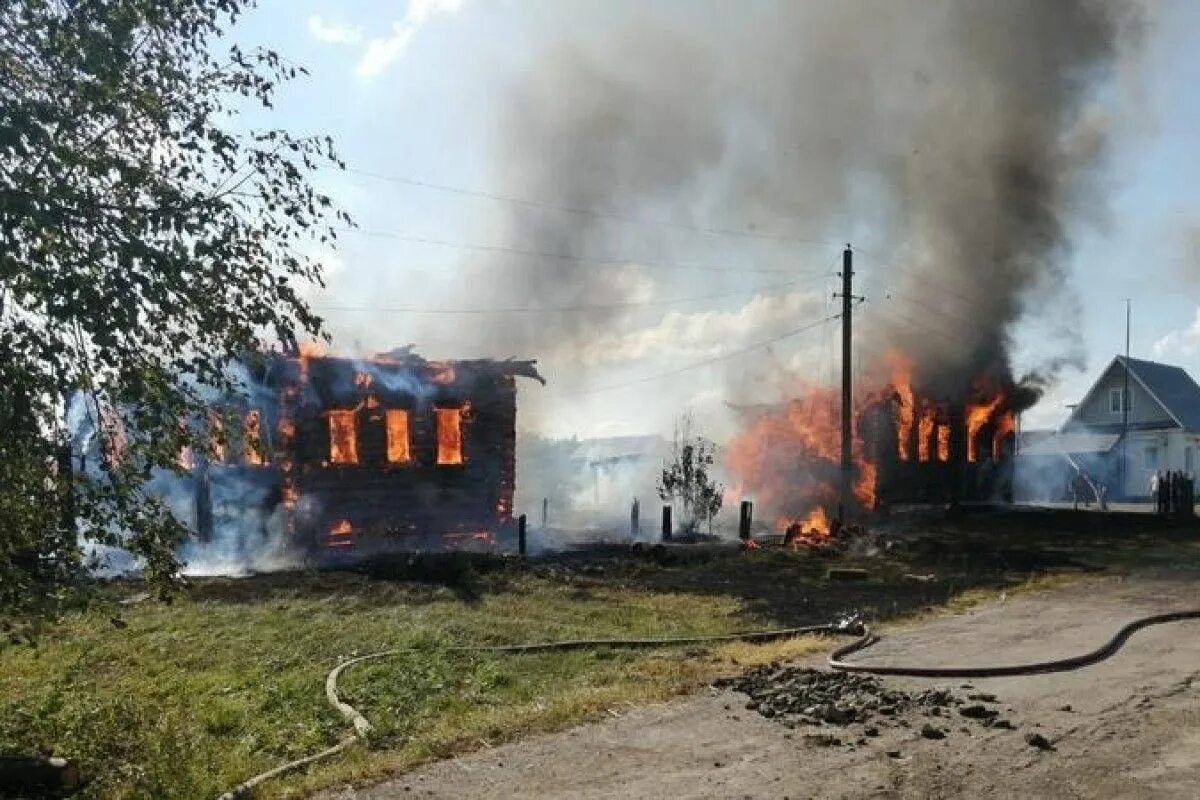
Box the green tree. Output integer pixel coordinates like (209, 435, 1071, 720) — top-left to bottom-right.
(0, 0, 346, 621)
(657, 413, 723, 535)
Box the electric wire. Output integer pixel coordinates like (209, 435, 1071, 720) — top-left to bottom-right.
(340, 165, 838, 247)
(309, 278, 814, 315)
(542, 313, 840, 398)
(335, 225, 809, 275)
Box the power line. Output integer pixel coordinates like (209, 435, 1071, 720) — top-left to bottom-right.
(310, 279, 810, 315)
(341, 166, 837, 247)
(544, 314, 840, 398)
(851, 246, 983, 306)
(336, 226, 816, 275)
(877, 285, 977, 329)
(864, 303, 963, 346)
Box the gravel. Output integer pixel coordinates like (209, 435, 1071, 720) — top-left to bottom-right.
(714, 665, 1017, 746)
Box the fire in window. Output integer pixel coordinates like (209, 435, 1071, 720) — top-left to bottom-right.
(244, 409, 265, 465)
(328, 410, 358, 464)
(385, 409, 411, 464)
(435, 407, 464, 465)
(917, 409, 935, 463)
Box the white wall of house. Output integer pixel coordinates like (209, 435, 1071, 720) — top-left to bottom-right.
(1119, 429, 1200, 497)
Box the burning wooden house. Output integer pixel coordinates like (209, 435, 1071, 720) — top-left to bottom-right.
(191, 346, 544, 553)
(726, 353, 1034, 543)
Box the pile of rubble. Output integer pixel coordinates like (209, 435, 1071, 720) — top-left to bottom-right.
(715, 665, 1023, 743)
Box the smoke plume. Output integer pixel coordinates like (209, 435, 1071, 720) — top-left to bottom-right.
(462, 0, 1144, 405)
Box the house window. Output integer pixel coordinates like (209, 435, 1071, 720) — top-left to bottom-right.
(328, 410, 358, 465)
(435, 407, 464, 465)
(1109, 388, 1132, 414)
(385, 409, 411, 464)
(244, 409, 265, 465)
(1144, 446, 1158, 469)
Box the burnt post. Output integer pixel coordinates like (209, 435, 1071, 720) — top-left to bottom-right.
(56, 443, 75, 539)
(662, 505, 672, 541)
(949, 406, 966, 506)
(630, 497, 640, 537)
(195, 457, 213, 542)
(541, 497, 548, 530)
(738, 500, 753, 541)
(518, 513, 527, 556)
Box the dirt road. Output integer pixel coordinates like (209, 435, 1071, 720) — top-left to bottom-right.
(319, 568, 1200, 799)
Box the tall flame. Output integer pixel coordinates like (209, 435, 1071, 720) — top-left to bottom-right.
(936, 423, 951, 462)
(328, 410, 358, 465)
(917, 406, 935, 463)
(726, 383, 876, 532)
(966, 395, 1004, 462)
(244, 410, 264, 465)
(888, 353, 915, 461)
(385, 409, 411, 464)
(435, 407, 464, 465)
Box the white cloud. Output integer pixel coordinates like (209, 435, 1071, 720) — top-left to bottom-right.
(1153, 307, 1200, 360)
(307, 15, 364, 45)
(355, 0, 465, 79)
(561, 289, 823, 366)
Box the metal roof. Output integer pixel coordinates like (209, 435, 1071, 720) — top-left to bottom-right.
(1119, 356, 1200, 433)
(1019, 431, 1120, 457)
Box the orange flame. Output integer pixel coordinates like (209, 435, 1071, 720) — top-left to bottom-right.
(328, 410, 358, 465)
(298, 341, 327, 359)
(936, 424, 950, 462)
(888, 353, 915, 461)
(799, 506, 831, 537)
(435, 407, 464, 465)
(244, 410, 264, 465)
(207, 411, 226, 463)
(726, 384, 876, 523)
(385, 409, 411, 464)
(917, 407, 935, 463)
(966, 395, 1004, 462)
(296, 340, 326, 384)
(330, 519, 352, 536)
(782, 507, 833, 549)
(354, 371, 373, 391)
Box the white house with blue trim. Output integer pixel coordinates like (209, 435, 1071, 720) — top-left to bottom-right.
(1018, 356, 1200, 500)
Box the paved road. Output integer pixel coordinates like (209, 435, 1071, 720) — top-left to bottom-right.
(318, 568, 1200, 799)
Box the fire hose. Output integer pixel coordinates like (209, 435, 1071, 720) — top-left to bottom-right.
(217, 622, 844, 799)
(219, 610, 1200, 798)
(828, 609, 1200, 677)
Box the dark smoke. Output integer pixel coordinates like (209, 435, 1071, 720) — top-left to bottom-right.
(452, 0, 1144, 407)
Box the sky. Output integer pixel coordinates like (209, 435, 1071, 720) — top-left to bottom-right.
(224, 0, 1200, 441)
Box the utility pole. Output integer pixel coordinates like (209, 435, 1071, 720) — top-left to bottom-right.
(835, 245, 857, 523)
(1121, 299, 1131, 498)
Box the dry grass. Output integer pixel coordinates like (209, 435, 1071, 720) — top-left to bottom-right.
(5, 524, 1193, 799)
(0, 567, 842, 800)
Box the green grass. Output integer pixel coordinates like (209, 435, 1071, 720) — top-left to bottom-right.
(0, 566, 827, 799)
(4, 522, 1197, 800)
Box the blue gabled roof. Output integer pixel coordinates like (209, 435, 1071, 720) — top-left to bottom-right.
(1120, 356, 1200, 433)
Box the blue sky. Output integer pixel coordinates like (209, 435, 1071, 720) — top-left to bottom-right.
(226, 1, 1200, 439)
